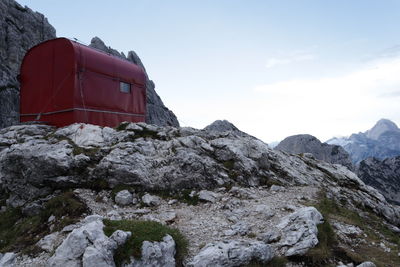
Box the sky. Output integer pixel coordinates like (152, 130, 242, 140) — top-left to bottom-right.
(17, 0, 400, 143)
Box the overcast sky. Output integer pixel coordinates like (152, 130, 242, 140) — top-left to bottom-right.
(18, 0, 400, 142)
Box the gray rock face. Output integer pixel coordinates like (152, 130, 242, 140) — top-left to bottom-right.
(358, 156, 400, 204)
(0, 0, 56, 128)
(0, 252, 16, 266)
(275, 134, 354, 170)
(1, 122, 400, 228)
(189, 240, 274, 267)
(89, 37, 179, 127)
(327, 119, 400, 164)
(277, 207, 324, 256)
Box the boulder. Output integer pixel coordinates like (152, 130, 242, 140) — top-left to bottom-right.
(189, 240, 274, 267)
(48, 215, 131, 267)
(141, 193, 162, 207)
(198, 190, 220, 203)
(115, 190, 133, 206)
(37, 232, 62, 253)
(277, 207, 324, 256)
(123, 235, 175, 267)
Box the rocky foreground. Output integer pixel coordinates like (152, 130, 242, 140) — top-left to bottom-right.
(0, 122, 399, 266)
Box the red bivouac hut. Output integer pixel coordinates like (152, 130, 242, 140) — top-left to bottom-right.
(19, 38, 146, 127)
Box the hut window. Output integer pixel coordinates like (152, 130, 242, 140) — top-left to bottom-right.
(120, 82, 131, 93)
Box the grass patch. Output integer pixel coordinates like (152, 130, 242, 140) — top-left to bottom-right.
(175, 189, 199, 206)
(301, 191, 400, 267)
(103, 219, 188, 266)
(72, 146, 100, 157)
(41, 191, 88, 230)
(0, 191, 88, 253)
(222, 159, 235, 169)
(300, 220, 336, 266)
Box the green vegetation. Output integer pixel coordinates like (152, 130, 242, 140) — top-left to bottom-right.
(115, 122, 161, 140)
(174, 189, 199, 206)
(115, 122, 129, 131)
(222, 159, 235, 170)
(72, 146, 100, 157)
(0, 191, 88, 254)
(103, 219, 188, 266)
(300, 191, 400, 267)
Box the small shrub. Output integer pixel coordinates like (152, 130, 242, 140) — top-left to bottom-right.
(103, 219, 188, 266)
(247, 232, 257, 238)
(301, 220, 336, 265)
(115, 122, 129, 131)
(222, 159, 235, 170)
(175, 189, 199, 206)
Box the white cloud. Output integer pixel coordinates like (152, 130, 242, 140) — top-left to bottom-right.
(253, 57, 400, 141)
(265, 51, 316, 68)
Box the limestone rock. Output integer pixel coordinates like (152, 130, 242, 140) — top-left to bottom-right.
(277, 207, 324, 256)
(356, 262, 376, 267)
(189, 240, 274, 267)
(115, 190, 133, 206)
(0, 252, 16, 266)
(142, 193, 161, 207)
(0, 0, 56, 128)
(37, 232, 62, 253)
(48, 215, 131, 267)
(1, 122, 400, 228)
(203, 120, 250, 138)
(357, 156, 400, 204)
(89, 37, 179, 127)
(123, 235, 175, 267)
(198, 190, 220, 203)
(275, 134, 354, 170)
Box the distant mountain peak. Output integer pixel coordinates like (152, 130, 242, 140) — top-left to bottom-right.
(365, 118, 399, 140)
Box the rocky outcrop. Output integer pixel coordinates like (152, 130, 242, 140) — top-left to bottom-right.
(277, 207, 323, 256)
(327, 119, 400, 163)
(357, 156, 400, 204)
(1, 122, 400, 229)
(189, 240, 274, 266)
(203, 120, 251, 138)
(48, 215, 131, 267)
(89, 37, 179, 127)
(275, 134, 354, 170)
(0, 0, 56, 128)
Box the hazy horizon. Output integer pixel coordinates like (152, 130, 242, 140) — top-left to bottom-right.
(17, 0, 400, 143)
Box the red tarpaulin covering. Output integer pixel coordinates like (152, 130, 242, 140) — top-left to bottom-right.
(20, 38, 146, 127)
